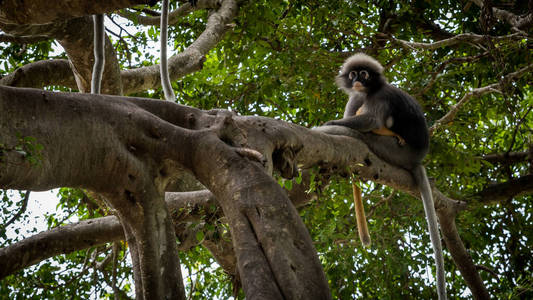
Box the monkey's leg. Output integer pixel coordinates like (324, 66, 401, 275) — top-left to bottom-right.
(352, 180, 371, 247)
(371, 127, 406, 146)
(360, 133, 425, 170)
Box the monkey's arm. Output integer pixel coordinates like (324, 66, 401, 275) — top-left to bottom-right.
(324, 114, 381, 132)
(343, 93, 364, 118)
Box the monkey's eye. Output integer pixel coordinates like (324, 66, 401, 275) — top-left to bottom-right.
(359, 70, 369, 80)
(348, 71, 357, 80)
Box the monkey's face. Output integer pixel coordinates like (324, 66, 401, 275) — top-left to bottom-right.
(348, 68, 372, 93)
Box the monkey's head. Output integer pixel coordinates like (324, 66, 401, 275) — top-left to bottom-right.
(335, 53, 385, 95)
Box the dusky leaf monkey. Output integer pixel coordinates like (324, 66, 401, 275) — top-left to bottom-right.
(324, 53, 446, 300)
(91, 14, 105, 94)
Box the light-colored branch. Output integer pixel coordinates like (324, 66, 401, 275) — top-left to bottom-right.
(121, 0, 238, 95)
(0, 0, 152, 25)
(471, 0, 533, 30)
(388, 32, 526, 51)
(430, 63, 533, 134)
(118, 0, 221, 26)
(0, 59, 77, 89)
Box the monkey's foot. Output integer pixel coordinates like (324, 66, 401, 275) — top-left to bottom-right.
(396, 136, 406, 146)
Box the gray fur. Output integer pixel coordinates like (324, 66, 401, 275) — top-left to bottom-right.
(340, 53, 384, 75)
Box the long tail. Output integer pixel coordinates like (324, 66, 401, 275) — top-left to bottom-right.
(352, 182, 371, 247)
(160, 0, 175, 100)
(91, 14, 105, 94)
(413, 165, 446, 300)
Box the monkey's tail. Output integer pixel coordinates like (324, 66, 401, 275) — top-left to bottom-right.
(352, 182, 371, 247)
(412, 165, 447, 300)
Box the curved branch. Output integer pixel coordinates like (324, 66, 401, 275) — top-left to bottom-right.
(118, 0, 221, 26)
(387, 32, 526, 51)
(0, 59, 76, 89)
(0, 0, 153, 25)
(430, 63, 533, 134)
(471, 0, 533, 30)
(0, 215, 122, 279)
(0, 190, 215, 280)
(58, 17, 123, 94)
(481, 151, 530, 165)
(437, 198, 490, 299)
(121, 0, 238, 95)
(0, 34, 50, 44)
(474, 174, 533, 205)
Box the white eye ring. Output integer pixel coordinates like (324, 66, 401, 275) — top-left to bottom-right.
(348, 71, 357, 80)
(359, 70, 369, 80)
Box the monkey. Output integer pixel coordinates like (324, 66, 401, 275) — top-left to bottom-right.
(324, 53, 447, 300)
(160, 0, 175, 101)
(91, 14, 105, 94)
(337, 69, 407, 248)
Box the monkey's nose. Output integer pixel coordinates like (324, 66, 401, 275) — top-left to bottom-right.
(352, 81, 364, 91)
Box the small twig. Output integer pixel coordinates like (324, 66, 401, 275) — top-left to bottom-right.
(414, 52, 489, 97)
(475, 264, 499, 279)
(430, 63, 533, 135)
(506, 106, 532, 155)
(3, 191, 30, 228)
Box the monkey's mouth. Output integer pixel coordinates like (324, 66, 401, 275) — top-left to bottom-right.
(352, 82, 366, 92)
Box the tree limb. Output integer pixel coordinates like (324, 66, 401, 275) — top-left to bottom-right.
(387, 32, 526, 51)
(474, 174, 533, 205)
(430, 63, 533, 135)
(471, 0, 533, 30)
(0, 0, 153, 25)
(0, 59, 76, 89)
(121, 0, 238, 95)
(118, 0, 221, 26)
(481, 151, 530, 164)
(3, 191, 30, 228)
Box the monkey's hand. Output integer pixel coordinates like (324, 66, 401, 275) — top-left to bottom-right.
(323, 120, 339, 126)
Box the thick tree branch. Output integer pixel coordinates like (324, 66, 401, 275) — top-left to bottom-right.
(481, 151, 530, 165)
(0, 190, 217, 279)
(0, 34, 50, 44)
(0, 215, 122, 279)
(58, 17, 123, 94)
(0, 59, 76, 89)
(0, 86, 485, 299)
(121, 0, 238, 95)
(437, 195, 490, 300)
(0, 0, 238, 96)
(471, 0, 533, 30)
(119, 0, 221, 26)
(0, 0, 153, 25)
(474, 174, 533, 205)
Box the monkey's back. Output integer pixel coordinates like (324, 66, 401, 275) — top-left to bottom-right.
(371, 84, 429, 153)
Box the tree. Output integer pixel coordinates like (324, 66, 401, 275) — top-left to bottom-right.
(1, 0, 532, 299)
